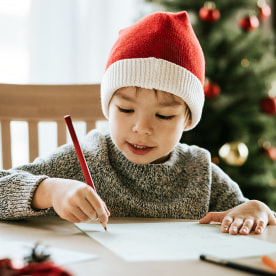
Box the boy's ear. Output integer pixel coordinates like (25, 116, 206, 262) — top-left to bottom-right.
(184, 118, 192, 130)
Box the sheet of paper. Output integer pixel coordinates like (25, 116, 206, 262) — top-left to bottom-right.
(0, 239, 97, 265)
(76, 221, 276, 262)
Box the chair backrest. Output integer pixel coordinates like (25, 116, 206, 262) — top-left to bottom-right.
(0, 83, 105, 170)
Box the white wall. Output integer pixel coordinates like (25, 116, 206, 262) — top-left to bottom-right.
(29, 0, 145, 84)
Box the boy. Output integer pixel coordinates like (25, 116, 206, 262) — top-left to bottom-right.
(0, 11, 275, 235)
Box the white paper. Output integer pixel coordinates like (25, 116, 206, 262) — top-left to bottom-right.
(76, 221, 276, 262)
(0, 239, 97, 265)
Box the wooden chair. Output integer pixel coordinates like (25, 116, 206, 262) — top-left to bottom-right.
(0, 83, 105, 170)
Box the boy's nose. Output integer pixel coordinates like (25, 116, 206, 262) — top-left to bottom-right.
(132, 117, 153, 135)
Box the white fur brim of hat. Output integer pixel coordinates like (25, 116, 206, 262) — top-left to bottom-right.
(101, 57, 204, 131)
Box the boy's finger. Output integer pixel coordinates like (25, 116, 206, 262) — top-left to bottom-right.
(255, 219, 267, 234)
(221, 216, 234, 233)
(239, 218, 254, 235)
(104, 204, 111, 216)
(228, 217, 243, 235)
(268, 213, 276, 225)
(85, 190, 109, 223)
(76, 196, 98, 219)
(199, 211, 226, 224)
(71, 207, 91, 222)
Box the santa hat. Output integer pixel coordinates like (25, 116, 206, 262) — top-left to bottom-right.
(101, 11, 205, 130)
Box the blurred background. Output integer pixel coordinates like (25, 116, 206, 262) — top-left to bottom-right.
(0, 0, 149, 167)
(0, 0, 276, 209)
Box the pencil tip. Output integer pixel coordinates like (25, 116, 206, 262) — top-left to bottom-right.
(101, 222, 107, 231)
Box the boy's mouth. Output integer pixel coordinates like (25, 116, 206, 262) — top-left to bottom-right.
(127, 142, 153, 155)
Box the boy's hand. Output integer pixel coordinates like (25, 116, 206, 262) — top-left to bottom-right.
(199, 200, 276, 235)
(32, 178, 110, 224)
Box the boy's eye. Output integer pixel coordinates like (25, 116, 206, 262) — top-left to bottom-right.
(156, 114, 175, 120)
(118, 107, 134, 113)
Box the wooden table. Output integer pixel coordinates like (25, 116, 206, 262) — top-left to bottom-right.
(0, 216, 276, 276)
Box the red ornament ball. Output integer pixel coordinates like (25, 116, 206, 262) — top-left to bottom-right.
(199, 2, 220, 23)
(264, 147, 276, 161)
(203, 81, 221, 99)
(239, 15, 259, 31)
(260, 96, 276, 115)
(257, 1, 271, 21)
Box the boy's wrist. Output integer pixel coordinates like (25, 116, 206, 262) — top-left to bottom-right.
(32, 178, 53, 210)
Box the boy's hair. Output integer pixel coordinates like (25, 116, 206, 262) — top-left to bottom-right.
(101, 11, 205, 131)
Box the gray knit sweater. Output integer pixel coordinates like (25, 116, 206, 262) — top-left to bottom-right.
(0, 129, 247, 220)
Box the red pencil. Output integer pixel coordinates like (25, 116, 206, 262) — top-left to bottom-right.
(64, 115, 107, 230)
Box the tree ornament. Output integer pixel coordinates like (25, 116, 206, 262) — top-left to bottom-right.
(241, 58, 249, 68)
(269, 179, 276, 187)
(260, 96, 276, 115)
(259, 140, 276, 161)
(203, 80, 220, 99)
(199, 2, 220, 23)
(219, 142, 249, 166)
(239, 14, 259, 31)
(211, 156, 220, 165)
(257, 0, 271, 21)
(264, 146, 276, 161)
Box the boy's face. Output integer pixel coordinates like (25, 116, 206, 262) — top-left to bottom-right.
(108, 87, 190, 164)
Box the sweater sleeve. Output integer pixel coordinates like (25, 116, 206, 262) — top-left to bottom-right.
(0, 143, 81, 220)
(208, 163, 248, 212)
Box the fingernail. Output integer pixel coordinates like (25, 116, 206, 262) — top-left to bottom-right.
(256, 228, 262, 234)
(241, 227, 248, 234)
(230, 227, 237, 234)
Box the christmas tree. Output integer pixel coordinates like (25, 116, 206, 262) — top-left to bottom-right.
(145, 0, 276, 209)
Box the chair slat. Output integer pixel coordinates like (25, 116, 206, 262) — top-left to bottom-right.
(57, 120, 67, 146)
(1, 120, 12, 170)
(28, 121, 39, 162)
(86, 120, 96, 133)
(0, 83, 104, 169)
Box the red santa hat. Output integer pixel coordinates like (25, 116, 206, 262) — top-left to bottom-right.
(101, 11, 205, 130)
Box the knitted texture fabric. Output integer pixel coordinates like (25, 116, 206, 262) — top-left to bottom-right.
(101, 11, 205, 130)
(0, 129, 246, 220)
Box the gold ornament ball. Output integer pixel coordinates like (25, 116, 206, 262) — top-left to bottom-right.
(241, 58, 249, 67)
(219, 142, 249, 166)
